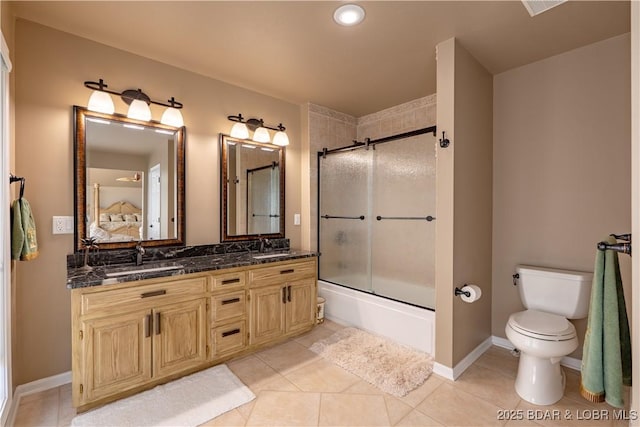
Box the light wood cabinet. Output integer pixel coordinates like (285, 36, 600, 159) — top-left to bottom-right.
(249, 285, 286, 345)
(153, 298, 207, 379)
(285, 278, 317, 334)
(208, 270, 249, 359)
(249, 259, 317, 346)
(79, 309, 152, 403)
(71, 257, 317, 412)
(72, 276, 208, 410)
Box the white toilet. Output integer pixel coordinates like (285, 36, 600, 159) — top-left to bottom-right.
(505, 265, 592, 405)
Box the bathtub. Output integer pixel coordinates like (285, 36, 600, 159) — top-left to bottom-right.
(318, 280, 435, 354)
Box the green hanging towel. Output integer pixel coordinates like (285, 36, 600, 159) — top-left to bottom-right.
(10, 199, 24, 260)
(10, 198, 39, 261)
(580, 236, 631, 408)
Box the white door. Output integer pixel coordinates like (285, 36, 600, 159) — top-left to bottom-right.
(0, 31, 11, 423)
(148, 164, 161, 240)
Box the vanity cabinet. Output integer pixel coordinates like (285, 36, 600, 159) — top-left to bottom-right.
(209, 270, 248, 359)
(248, 259, 317, 346)
(71, 256, 317, 411)
(72, 276, 208, 409)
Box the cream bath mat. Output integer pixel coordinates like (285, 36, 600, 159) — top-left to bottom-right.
(71, 364, 255, 427)
(310, 327, 434, 397)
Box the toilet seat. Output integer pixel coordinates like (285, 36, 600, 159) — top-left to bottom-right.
(508, 310, 576, 341)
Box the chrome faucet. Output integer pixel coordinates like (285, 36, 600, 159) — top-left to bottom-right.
(135, 241, 146, 266)
(259, 237, 272, 253)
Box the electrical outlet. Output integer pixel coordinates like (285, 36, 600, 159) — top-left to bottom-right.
(52, 216, 74, 235)
(294, 213, 301, 226)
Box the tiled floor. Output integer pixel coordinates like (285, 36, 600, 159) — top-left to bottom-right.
(13, 319, 629, 426)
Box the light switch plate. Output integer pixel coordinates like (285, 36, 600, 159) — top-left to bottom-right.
(294, 213, 301, 226)
(52, 216, 74, 234)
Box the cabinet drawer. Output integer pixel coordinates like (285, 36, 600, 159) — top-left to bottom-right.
(211, 291, 246, 323)
(80, 277, 207, 316)
(249, 260, 315, 287)
(210, 271, 246, 291)
(211, 320, 246, 357)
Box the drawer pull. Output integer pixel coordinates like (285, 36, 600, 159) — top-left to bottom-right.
(280, 269, 295, 274)
(141, 290, 167, 299)
(221, 278, 241, 285)
(221, 328, 241, 338)
(221, 297, 241, 305)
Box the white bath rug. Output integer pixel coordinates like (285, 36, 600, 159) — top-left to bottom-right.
(310, 327, 433, 397)
(71, 364, 255, 427)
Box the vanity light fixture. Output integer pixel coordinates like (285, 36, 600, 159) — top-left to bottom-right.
(333, 4, 365, 26)
(252, 122, 271, 143)
(227, 113, 289, 146)
(272, 125, 290, 147)
(84, 79, 184, 126)
(87, 79, 115, 114)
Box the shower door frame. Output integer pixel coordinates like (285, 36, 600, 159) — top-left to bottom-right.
(317, 126, 437, 310)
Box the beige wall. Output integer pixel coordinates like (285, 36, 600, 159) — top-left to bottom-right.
(492, 33, 631, 359)
(12, 19, 302, 386)
(436, 38, 493, 368)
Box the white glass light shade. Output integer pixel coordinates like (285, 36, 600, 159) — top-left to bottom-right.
(127, 99, 152, 121)
(333, 4, 365, 26)
(272, 130, 290, 146)
(252, 126, 271, 143)
(160, 107, 184, 127)
(87, 90, 115, 114)
(230, 122, 249, 139)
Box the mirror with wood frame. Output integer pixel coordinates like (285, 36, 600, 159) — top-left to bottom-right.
(74, 106, 185, 251)
(220, 134, 285, 242)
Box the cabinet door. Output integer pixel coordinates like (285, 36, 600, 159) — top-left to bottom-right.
(81, 309, 152, 403)
(285, 278, 317, 335)
(153, 298, 207, 379)
(249, 285, 286, 346)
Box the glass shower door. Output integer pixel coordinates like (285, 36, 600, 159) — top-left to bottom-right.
(371, 134, 436, 309)
(319, 149, 372, 292)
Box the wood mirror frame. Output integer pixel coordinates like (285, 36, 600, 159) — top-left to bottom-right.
(220, 134, 285, 242)
(73, 106, 186, 251)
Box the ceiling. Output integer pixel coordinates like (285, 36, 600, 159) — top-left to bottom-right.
(11, 1, 630, 117)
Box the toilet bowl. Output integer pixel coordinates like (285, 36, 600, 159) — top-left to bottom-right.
(506, 309, 578, 405)
(507, 265, 592, 405)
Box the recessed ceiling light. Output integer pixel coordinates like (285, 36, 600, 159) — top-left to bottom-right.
(333, 4, 365, 26)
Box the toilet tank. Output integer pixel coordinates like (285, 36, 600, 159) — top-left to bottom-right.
(516, 265, 593, 319)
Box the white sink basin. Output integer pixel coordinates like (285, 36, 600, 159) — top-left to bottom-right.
(105, 264, 184, 278)
(252, 253, 291, 260)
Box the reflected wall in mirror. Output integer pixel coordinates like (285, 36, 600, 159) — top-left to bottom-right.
(221, 134, 285, 241)
(74, 106, 185, 250)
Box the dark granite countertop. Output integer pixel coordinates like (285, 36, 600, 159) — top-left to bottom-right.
(67, 249, 317, 289)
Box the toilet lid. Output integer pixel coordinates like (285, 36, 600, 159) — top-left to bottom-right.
(508, 310, 576, 340)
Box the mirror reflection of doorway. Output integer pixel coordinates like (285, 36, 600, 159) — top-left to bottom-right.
(148, 164, 161, 240)
(247, 163, 280, 234)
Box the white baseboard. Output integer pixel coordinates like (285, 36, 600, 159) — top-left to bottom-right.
(491, 336, 582, 371)
(1, 395, 14, 427)
(433, 336, 493, 381)
(5, 371, 71, 426)
(434, 335, 582, 382)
